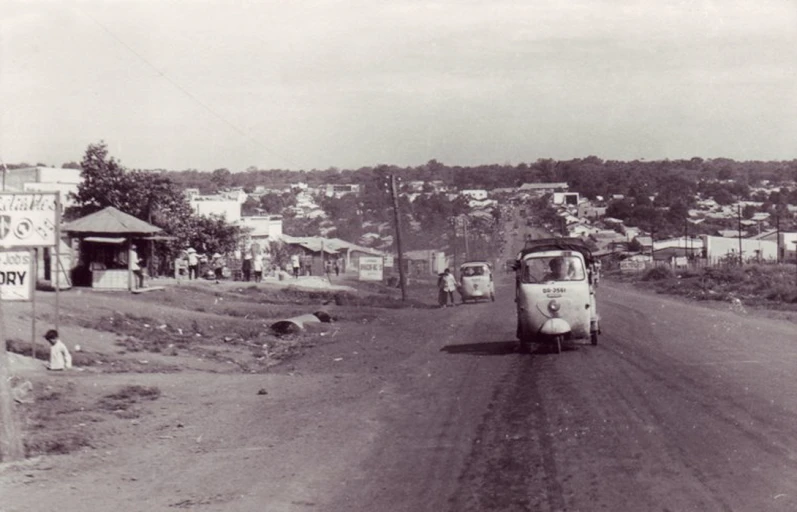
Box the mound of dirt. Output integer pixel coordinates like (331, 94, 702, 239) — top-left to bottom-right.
(6, 352, 43, 373)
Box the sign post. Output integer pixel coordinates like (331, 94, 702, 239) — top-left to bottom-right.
(0, 192, 59, 462)
(358, 256, 384, 281)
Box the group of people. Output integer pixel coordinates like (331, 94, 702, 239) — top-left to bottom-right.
(288, 253, 340, 279)
(241, 252, 270, 282)
(176, 248, 343, 282)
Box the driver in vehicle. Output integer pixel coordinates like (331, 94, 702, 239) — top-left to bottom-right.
(544, 257, 569, 281)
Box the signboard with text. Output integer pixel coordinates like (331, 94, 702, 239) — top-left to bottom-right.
(0, 193, 58, 248)
(619, 260, 647, 273)
(0, 250, 34, 301)
(358, 256, 384, 281)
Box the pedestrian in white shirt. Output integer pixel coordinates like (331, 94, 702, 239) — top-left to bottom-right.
(253, 253, 263, 282)
(439, 268, 458, 307)
(45, 329, 72, 371)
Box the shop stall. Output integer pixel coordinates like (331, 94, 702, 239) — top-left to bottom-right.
(61, 206, 165, 291)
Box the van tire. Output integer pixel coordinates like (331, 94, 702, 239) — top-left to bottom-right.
(552, 335, 562, 354)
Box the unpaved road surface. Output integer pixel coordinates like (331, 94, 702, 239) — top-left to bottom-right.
(3, 272, 797, 511)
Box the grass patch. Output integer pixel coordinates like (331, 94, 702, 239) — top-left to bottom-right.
(633, 263, 797, 310)
(97, 385, 161, 412)
(25, 431, 94, 457)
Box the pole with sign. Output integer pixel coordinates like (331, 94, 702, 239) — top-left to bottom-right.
(0, 192, 59, 462)
(388, 175, 407, 301)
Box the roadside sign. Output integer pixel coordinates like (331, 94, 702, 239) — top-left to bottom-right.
(0, 250, 34, 301)
(619, 260, 647, 273)
(384, 255, 394, 267)
(358, 256, 384, 281)
(0, 193, 58, 248)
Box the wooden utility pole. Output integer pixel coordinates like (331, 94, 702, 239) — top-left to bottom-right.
(388, 175, 407, 301)
(0, 301, 25, 462)
(462, 217, 470, 261)
(0, 160, 25, 462)
(737, 204, 743, 265)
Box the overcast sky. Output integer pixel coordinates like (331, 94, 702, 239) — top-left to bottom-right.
(2, 0, 796, 172)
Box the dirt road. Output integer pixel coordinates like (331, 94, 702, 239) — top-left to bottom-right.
(3, 272, 797, 511)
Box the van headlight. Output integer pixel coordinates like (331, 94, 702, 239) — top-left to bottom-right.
(548, 300, 560, 313)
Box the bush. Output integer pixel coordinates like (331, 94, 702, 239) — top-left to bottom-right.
(642, 266, 674, 281)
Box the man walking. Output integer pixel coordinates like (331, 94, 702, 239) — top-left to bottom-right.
(439, 268, 458, 307)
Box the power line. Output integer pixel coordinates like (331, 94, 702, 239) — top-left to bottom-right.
(78, 9, 299, 169)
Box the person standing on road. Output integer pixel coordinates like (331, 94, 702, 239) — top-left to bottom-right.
(291, 254, 301, 278)
(187, 248, 199, 280)
(253, 253, 263, 282)
(44, 329, 72, 371)
(211, 253, 225, 282)
(439, 268, 458, 307)
(242, 253, 252, 282)
(130, 244, 144, 289)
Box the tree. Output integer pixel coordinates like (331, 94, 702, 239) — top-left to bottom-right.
(70, 141, 134, 217)
(70, 142, 242, 274)
(241, 197, 261, 216)
(260, 192, 297, 214)
(210, 168, 232, 190)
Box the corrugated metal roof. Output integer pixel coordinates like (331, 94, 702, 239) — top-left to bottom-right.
(62, 206, 162, 234)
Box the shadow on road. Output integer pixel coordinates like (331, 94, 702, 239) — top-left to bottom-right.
(440, 341, 518, 356)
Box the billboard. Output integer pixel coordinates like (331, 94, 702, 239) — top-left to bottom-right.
(0, 193, 58, 248)
(358, 256, 384, 281)
(0, 250, 34, 301)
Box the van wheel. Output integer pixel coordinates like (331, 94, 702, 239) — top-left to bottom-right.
(591, 332, 598, 346)
(552, 335, 562, 354)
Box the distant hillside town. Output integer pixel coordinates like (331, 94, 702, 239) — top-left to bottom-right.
(3, 151, 797, 283)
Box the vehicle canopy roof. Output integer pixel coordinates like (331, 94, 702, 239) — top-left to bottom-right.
(460, 260, 491, 268)
(517, 237, 594, 265)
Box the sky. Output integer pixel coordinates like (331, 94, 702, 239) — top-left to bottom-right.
(2, 0, 796, 172)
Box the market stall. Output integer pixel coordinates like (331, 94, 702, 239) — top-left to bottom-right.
(61, 206, 165, 291)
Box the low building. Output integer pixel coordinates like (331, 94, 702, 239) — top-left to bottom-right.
(518, 182, 569, 195)
(460, 189, 488, 201)
(553, 191, 580, 206)
(238, 215, 283, 248)
(280, 235, 383, 274)
(403, 249, 450, 277)
(652, 236, 703, 257)
(324, 183, 361, 198)
(701, 235, 777, 262)
(3, 166, 82, 208)
(578, 203, 607, 219)
(190, 196, 241, 222)
(750, 230, 797, 262)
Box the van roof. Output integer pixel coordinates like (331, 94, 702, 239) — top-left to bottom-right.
(517, 237, 594, 264)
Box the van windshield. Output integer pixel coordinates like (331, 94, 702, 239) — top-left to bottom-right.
(461, 265, 486, 277)
(522, 255, 585, 283)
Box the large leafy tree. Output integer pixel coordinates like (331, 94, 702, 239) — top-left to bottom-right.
(69, 142, 242, 273)
(70, 141, 134, 217)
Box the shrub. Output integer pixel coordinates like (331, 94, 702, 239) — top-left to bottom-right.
(642, 266, 674, 281)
